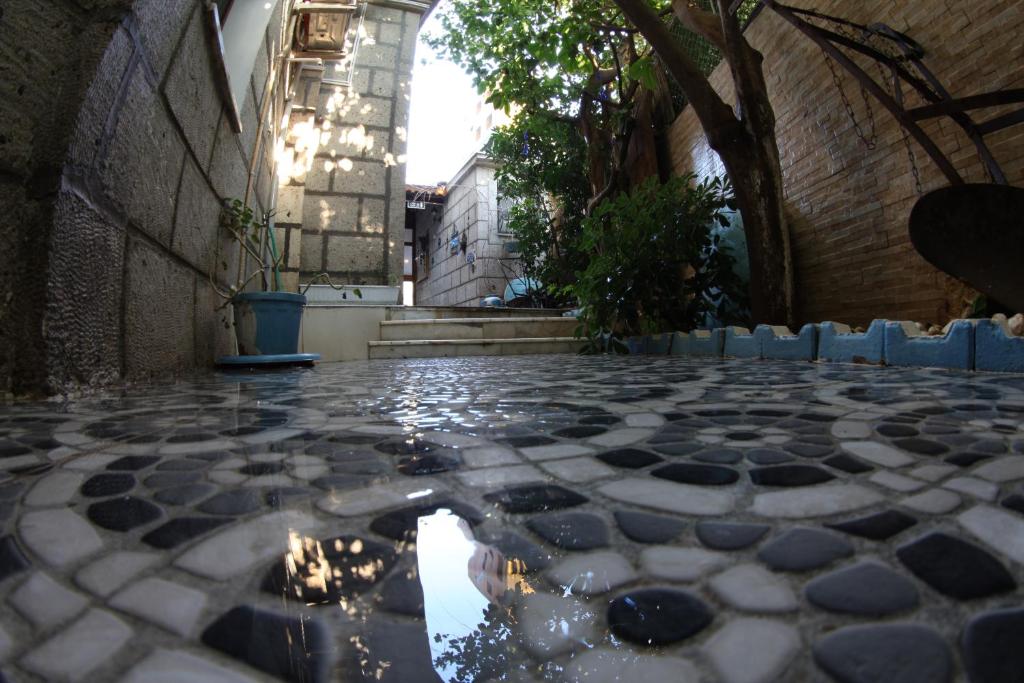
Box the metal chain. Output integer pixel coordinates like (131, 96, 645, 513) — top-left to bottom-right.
(872, 59, 924, 195)
(818, 18, 877, 150)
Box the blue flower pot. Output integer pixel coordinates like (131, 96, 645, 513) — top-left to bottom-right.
(231, 292, 306, 356)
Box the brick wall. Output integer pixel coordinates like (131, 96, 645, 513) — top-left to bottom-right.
(275, 2, 422, 291)
(416, 156, 514, 306)
(666, 0, 1024, 327)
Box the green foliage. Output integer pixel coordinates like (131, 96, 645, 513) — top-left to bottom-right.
(219, 199, 284, 294)
(572, 174, 750, 343)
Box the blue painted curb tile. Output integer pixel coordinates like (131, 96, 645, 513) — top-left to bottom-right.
(670, 329, 725, 357)
(626, 336, 645, 355)
(724, 326, 762, 359)
(646, 333, 674, 355)
(975, 319, 1024, 373)
(760, 324, 818, 361)
(817, 320, 886, 364)
(884, 320, 975, 370)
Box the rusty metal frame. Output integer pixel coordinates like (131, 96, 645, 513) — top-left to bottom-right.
(762, 0, 1024, 186)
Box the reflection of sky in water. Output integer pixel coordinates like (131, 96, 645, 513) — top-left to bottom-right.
(417, 509, 490, 682)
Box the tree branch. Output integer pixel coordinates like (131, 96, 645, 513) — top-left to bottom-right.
(672, 0, 727, 53)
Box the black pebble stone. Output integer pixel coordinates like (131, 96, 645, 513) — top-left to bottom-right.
(201, 606, 332, 683)
(106, 456, 160, 471)
(396, 455, 459, 475)
(263, 534, 397, 602)
(896, 532, 1016, 600)
(475, 530, 553, 573)
(553, 426, 607, 438)
(377, 568, 425, 617)
(496, 435, 557, 448)
(326, 458, 390, 475)
(596, 448, 663, 469)
(614, 510, 685, 544)
(805, 562, 919, 615)
(87, 496, 163, 531)
(484, 484, 587, 513)
(238, 462, 285, 476)
(0, 535, 31, 582)
(813, 624, 952, 683)
(144, 471, 202, 489)
(945, 452, 991, 467)
(81, 473, 135, 497)
(312, 475, 374, 492)
(198, 490, 265, 516)
(375, 439, 436, 456)
(166, 433, 217, 443)
(749, 465, 835, 487)
(876, 424, 919, 438)
(154, 483, 217, 506)
(961, 607, 1024, 683)
(826, 510, 917, 540)
(651, 463, 739, 486)
(607, 589, 712, 646)
(746, 448, 794, 465)
(693, 448, 744, 464)
(142, 516, 233, 549)
(354, 621, 440, 683)
(758, 528, 854, 572)
(823, 454, 874, 474)
(970, 440, 1007, 454)
(580, 415, 621, 425)
(370, 501, 484, 541)
(695, 521, 769, 550)
(893, 438, 949, 456)
(798, 413, 837, 423)
(526, 512, 608, 550)
(651, 442, 703, 456)
(1001, 494, 1024, 516)
(784, 443, 833, 458)
(265, 487, 313, 508)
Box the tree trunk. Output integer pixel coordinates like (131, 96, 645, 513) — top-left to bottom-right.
(610, 0, 795, 326)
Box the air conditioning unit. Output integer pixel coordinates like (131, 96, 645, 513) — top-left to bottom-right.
(293, 0, 358, 59)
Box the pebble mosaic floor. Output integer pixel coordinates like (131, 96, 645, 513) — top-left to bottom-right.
(1, 355, 1023, 682)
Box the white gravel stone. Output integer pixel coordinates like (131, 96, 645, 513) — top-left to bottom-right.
(10, 572, 89, 629)
(175, 510, 320, 580)
(900, 489, 962, 515)
(704, 618, 801, 683)
(110, 578, 208, 636)
(830, 421, 872, 439)
(456, 465, 546, 487)
(598, 478, 734, 516)
(751, 484, 883, 519)
(318, 479, 449, 516)
(120, 649, 257, 683)
(709, 565, 798, 613)
(958, 504, 1024, 565)
(870, 471, 927, 492)
(519, 444, 596, 461)
(24, 471, 84, 507)
(462, 446, 521, 468)
(840, 441, 916, 468)
(19, 508, 103, 568)
(563, 648, 699, 683)
(21, 609, 132, 682)
(540, 457, 616, 483)
(515, 591, 595, 658)
(972, 457, 1024, 483)
(640, 546, 727, 582)
(943, 477, 999, 501)
(587, 428, 656, 448)
(546, 551, 637, 596)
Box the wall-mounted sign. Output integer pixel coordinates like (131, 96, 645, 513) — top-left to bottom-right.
(407, 201, 426, 210)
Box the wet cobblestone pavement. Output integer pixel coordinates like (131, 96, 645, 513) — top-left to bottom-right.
(0, 355, 1023, 682)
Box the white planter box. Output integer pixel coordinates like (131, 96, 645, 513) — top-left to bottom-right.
(303, 284, 400, 305)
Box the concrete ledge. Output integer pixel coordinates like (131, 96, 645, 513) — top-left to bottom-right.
(884, 320, 975, 370)
(975, 319, 1024, 373)
(670, 329, 725, 357)
(817, 320, 886, 365)
(723, 326, 761, 359)
(760, 324, 818, 361)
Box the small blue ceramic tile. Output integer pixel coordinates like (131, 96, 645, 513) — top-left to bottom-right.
(817, 320, 886, 364)
(884, 320, 974, 370)
(760, 324, 818, 361)
(974, 319, 1024, 373)
(723, 327, 762, 359)
(670, 329, 725, 357)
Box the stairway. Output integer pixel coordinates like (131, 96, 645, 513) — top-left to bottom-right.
(367, 308, 584, 359)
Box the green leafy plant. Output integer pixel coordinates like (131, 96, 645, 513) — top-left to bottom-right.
(572, 174, 749, 348)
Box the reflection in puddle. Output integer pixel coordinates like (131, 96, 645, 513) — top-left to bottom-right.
(417, 509, 531, 682)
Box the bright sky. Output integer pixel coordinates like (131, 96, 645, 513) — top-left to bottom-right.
(405, 2, 485, 186)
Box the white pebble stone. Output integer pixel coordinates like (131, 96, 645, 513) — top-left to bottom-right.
(625, 413, 665, 428)
(640, 546, 728, 582)
(110, 578, 208, 636)
(75, 551, 161, 598)
(830, 421, 872, 439)
(870, 471, 927, 492)
(21, 609, 132, 682)
(840, 441, 915, 468)
(519, 444, 596, 461)
(515, 591, 595, 658)
(24, 471, 84, 507)
(972, 457, 1024, 483)
(120, 649, 257, 683)
(461, 447, 521, 468)
(943, 477, 999, 501)
(900, 489, 962, 515)
(709, 565, 798, 613)
(704, 618, 801, 683)
(563, 648, 699, 683)
(19, 508, 103, 568)
(10, 572, 89, 629)
(751, 484, 883, 519)
(587, 428, 655, 447)
(908, 464, 957, 482)
(540, 457, 616, 483)
(958, 504, 1024, 565)
(546, 551, 637, 596)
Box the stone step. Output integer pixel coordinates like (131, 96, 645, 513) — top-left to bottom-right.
(380, 317, 578, 341)
(385, 306, 570, 321)
(367, 337, 585, 360)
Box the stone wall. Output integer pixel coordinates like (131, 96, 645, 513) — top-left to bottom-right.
(274, 2, 423, 291)
(666, 0, 1024, 327)
(1, 0, 283, 395)
(416, 155, 515, 306)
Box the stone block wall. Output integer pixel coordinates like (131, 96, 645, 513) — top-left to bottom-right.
(416, 155, 515, 307)
(274, 2, 423, 291)
(1, 0, 284, 395)
(665, 0, 1023, 327)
